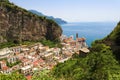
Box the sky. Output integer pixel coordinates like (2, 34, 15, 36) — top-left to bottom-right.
(9, 0, 120, 22)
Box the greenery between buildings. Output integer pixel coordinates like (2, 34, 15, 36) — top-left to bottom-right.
(7, 60, 21, 68)
(0, 39, 62, 49)
(40, 39, 62, 48)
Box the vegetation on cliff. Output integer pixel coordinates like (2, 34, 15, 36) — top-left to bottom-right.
(0, 1, 62, 45)
(0, 72, 26, 80)
(93, 22, 120, 62)
(0, 0, 9, 3)
(108, 21, 120, 45)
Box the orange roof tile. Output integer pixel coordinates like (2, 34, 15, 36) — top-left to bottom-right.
(33, 60, 39, 66)
(2, 66, 8, 70)
(21, 58, 29, 63)
(77, 38, 85, 41)
(26, 75, 32, 80)
(15, 52, 19, 55)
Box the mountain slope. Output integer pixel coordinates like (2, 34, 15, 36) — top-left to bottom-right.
(0, 2, 62, 43)
(103, 22, 120, 61)
(92, 22, 120, 61)
(29, 10, 67, 25)
(107, 22, 120, 45)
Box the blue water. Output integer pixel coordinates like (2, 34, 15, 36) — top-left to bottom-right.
(60, 22, 117, 46)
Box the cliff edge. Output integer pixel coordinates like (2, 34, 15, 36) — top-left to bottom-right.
(0, 1, 62, 43)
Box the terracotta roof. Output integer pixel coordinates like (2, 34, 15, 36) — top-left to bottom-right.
(33, 60, 39, 66)
(26, 75, 32, 80)
(69, 41, 76, 45)
(77, 38, 85, 41)
(63, 37, 74, 43)
(15, 52, 20, 55)
(2, 66, 8, 70)
(33, 59, 44, 66)
(21, 58, 29, 63)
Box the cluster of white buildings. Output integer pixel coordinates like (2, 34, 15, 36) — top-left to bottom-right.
(0, 42, 73, 76)
(0, 34, 90, 79)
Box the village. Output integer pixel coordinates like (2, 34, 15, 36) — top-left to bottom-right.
(0, 34, 90, 78)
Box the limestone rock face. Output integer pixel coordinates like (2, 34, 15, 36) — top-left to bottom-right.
(0, 2, 62, 43)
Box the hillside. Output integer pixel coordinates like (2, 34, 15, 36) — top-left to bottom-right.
(50, 22, 120, 80)
(0, 1, 62, 44)
(106, 21, 120, 45)
(98, 22, 120, 61)
(29, 10, 67, 25)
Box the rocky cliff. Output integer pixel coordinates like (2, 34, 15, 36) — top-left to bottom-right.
(0, 2, 62, 43)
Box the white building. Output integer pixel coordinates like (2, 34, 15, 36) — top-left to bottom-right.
(0, 48, 13, 59)
(21, 65, 33, 75)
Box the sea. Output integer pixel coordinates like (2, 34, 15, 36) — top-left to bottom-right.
(60, 22, 117, 47)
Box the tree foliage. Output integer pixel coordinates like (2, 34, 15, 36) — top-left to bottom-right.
(52, 44, 120, 80)
(32, 70, 56, 80)
(0, 72, 26, 80)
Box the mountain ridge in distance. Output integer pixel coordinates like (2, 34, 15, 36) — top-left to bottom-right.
(29, 9, 67, 25)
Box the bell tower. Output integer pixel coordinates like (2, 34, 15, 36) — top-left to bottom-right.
(76, 33, 78, 39)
